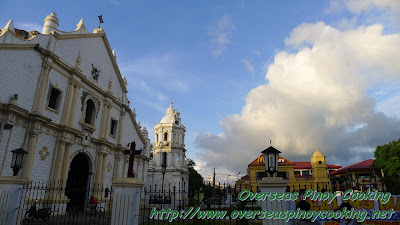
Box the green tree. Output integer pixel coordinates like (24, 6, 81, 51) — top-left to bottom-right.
(373, 138, 400, 192)
(187, 158, 204, 193)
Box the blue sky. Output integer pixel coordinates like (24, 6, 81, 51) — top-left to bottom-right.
(2, 0, 400, 183)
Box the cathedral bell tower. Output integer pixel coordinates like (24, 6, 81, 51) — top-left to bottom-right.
(154, 100, 185, 154)
(147, 100, 189, 201)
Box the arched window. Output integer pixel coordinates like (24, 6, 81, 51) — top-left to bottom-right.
(85, 99, 96, 125)
(164, 132, 168, 141)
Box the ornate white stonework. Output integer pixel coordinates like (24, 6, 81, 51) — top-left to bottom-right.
(0, 12, 150, 194)
(145, 100, 189, 204)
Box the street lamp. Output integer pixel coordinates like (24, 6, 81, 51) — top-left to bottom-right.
(226, 175, 230, 188)
(236, 172, 241, 180)
(11, 148, 28, 176)
(261, 145, 281, 177)
(161, 152, 167, 205)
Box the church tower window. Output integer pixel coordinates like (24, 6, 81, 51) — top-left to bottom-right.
(84, 99, 96, 125)
(164, 132, 168, 141)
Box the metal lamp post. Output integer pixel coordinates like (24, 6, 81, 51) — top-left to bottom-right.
(180, 171, 184, 208)
(261, 145, 281, 177)
(161, 152, 167, 206)
(11, 148, 28, 176)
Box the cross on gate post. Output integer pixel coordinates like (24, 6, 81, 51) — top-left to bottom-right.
(123, 141, 142, 177)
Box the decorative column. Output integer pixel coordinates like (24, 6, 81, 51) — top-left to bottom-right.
(20, 124, 40, 179)
(60, 143, 72, 186)
(258, 177, 289, 225)
(122, 155, 127, 178)
(111, 178, 145, 225)
(68, 83, 80, 126)
(100, 153, 108, 187)
(104, 104, 111, 138)
(116, 110, 125, 145)
(113, 153, 122, 181)
(32, 63, 52, 113)
(94, 150, 105, 187)
(61, 81, 74, 125)
(99, 103, 110, 139)
(51, 139, 66, 184)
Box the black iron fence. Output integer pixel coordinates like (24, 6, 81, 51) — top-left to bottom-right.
(140, 183, 261, 225)
(15, 181, 113, 225)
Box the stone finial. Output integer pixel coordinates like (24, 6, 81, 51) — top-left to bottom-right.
(138, 121, 141, 129)
(75, 51, 82, 70)
(42, 12, 59, 34)
(108, 78, 113, 92)
(122, 76, 128, 86)
(112, 49, 117, 59)
(141, 127, 148, 139)
(2, 19, 15, 33)
(133, 108, 136, 119)
(76, 18, 86, 30)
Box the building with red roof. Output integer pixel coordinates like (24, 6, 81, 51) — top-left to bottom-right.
(329, 159, 382, 191)
(236, 147, 342, 193)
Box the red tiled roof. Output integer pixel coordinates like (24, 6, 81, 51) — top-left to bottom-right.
(330, 159, 374, 176)
(249, 154, 296, 167)
(248, 155, 341, 169)
(240, 175, 249, 180)
(293, 162, 341, 169)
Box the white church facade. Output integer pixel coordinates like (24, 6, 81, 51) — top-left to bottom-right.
(146, 101, 189, 206)
(0, 11, 150, 207)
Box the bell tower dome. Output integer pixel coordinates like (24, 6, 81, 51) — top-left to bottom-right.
(154, 99, 185, 149)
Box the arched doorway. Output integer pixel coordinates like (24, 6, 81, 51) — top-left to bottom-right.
(65, 153, 91, 211)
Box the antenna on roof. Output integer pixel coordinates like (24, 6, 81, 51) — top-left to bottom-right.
(98, 15, 104, 28)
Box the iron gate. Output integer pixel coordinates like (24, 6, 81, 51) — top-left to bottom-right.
(15, 181, 113, 225)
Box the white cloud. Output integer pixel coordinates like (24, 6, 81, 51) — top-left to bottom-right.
(195, 21, 400, 176)
(120, 53, 190, 93)
(337, 17, 358, 30)
(136, 80, 167, 102)
(345, 0, 400, 13)
(242, 59, 255, 72)
(376, 94, 400, 119)
(120, 53, 177, 78)
(208, 15, 235, 57)
(15, 22, 42, 32)
(326, 0, 400, 14)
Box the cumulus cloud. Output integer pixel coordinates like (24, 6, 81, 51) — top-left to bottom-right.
(208, 15, 235, 57)
(195, 21, 400, 176)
